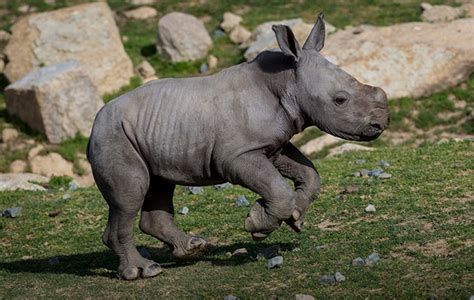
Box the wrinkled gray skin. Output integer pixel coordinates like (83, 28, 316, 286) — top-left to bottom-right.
(88, 13, 389, 280)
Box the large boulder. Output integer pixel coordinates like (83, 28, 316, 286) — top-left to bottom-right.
(0, 173, 48, 191)
(244, 18, 336, 61)
(30, 152, 74, 178)
(420, 3, 464, 22)
(300, 134, 342, 156)
(5, 60, 103, 143)
(156, 12, 213, 62)
(322, 18, 474, 99)
(3, 2, 134, 96)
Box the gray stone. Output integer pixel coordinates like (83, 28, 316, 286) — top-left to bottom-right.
(352, 257, 366, 266)
(355, 159, 366, 164)
(235, 195, 249, 207)
(224, 296, 237, 300)
(156, 12, 213, 62)
(334, 272, 346, 282)
(213, 182, 232, 190)
(378, 173, 392, 179)
(295, 294, 315, 300)
(178, 206, 189, 215)
(300, 134, 341, 156)
(0, 173, 48, 191)
(68, 181, 79, 191)
(267, 255, 283, 269)
(353, 171, 361, 177)
(366, 252, 380, 265)
(213, 29, 226, 38)
(4, 2, 134, 96)
(421, 3, 463, 22)
(0, 30, 10, 42)
(5, 60, 103, 144)
(62, 193, 71, 200)
(360, 169, 370, 177)
(327, 143, 373, 157)
(138, 246, 151, 259)
(199, 63, 209, 74)
(2, 207, 22, 218)
(378, 159, 390, 167)
(319, 274, 336, 285)
(365, 204, 376, 213)
(30, 152, 74, 177)
(231, 248, 248, 257)
(368, 168, 384, 177)
(123, 6, 157, 20)
(186, 186, 204, 195)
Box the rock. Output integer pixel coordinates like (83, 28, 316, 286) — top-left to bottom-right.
(4, 2, 134, 96)
(327, 143, 373, 157)
(421, 3, 463, 22)
(9, 160, 27, 173)
(368, 168, 384, 177)
(124, 6, 157, 20)
(207, 55, 218, 69)
(138, 246, 151, 259)
(353, 171, 361, 177)
(28, 145, 45, 161)
(186, 186, 204, 195)
(213, 182, 232, 190)
(1, 128, 19, 143)
(0, 60, 4, 74)
(295, 294, 315, 300)
(156, 12, 213, 62)
(0, 173, 48, 191)
(229, 25, 252, 44)
(256, 245, 280, 260)
(48, 210, 61, 217)
(68, 181, 79, 191)
(365, 204, 376, 213)
(199, 63, 209, 74)
(463, 3, 474, 18)
(267, 256, 283, 269)
(343, 185, 359, 194)
(319, 274, 336, 285)
(143, 76, 159, 84)
(30, 152, 74, 177)
(366, 252, 380, 265)
(178, 206, 189, 215)
(378, 173, 392, 179)
(231, 248, 248, 257)
(244, 18, 336, 61)
(355, 159, 366, 164)
(2, 207, 22, 218)
(378, 159, 390, 167)
(48, 257, 60, 265)
(0, 30, 10, 42)
(352, 257, 366, 266)
(73, 173, 95, 188)
(5, 60, 103, 144)
(360, 169, 370, 177)
(235, 195, 249, 207)
(18, 4, 35, 13)
(22, 256, 33, 260)
(213, 29, 226, 39)
(135, 60, 156, 79)
(220, 12, 242, 33)
(334, 272, 346, 282)
(321, 19, 474, 99)
(300, 134, 342, 156)
(223, 295, 237, 300)
(469, 295, 474, 300)
(129, 0, 157, 5)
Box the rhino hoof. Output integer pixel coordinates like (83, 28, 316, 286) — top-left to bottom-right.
(141, 263, 163, 278)
(119, 266, 140, 280)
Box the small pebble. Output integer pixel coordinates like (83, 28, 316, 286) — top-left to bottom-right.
(186, 186, 204, 195)
(355, 159, 366, 164)
(2, 207, 22, 218)
(21, 256, 32, 260)
(360, 169, 370, 177)
(334, 195, 344, 201)
(231, 248, 248, 257)
(213, 29, 226, 38)
(295, 294, 315, 300)
(378, 173, 392, 179)
(368, 168, 384, 177)
(352, 257, 366, 266)
(365, 204, 376, 213)
(334, 272, 346, 282)
(68, 181, 79, 191)
(378, 159, 390, 167)
(344, 185, 359, 194)
(292, 247, 301, 252)
(234, 195, 249, 207)
(267, 256, 283, 269)
(224, 295, 237, 300)
(366, 252, 380, 265)
(48, 210, 62, 218)
(319, 274, 336, 285)
(225, 252, 232, 257)
(214, 182, 232, 190)
(48, 257, 60, 265)
(62, 193, 71, 200)
(199, 63, 209, 74)
(469, 295, 474, 300)
(352, 171, 361, 177)
(138, 246, 151, 259)
(178, 206, 189, 215)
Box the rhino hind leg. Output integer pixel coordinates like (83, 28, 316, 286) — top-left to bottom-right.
(139, 179, 208, 261)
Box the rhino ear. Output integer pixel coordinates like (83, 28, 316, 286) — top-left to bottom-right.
(303, 12, 325, 52)
(272, 25, 301, 61)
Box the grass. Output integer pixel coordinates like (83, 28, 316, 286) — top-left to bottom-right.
(0, 141, 473, 298)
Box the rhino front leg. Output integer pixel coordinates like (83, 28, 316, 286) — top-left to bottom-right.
(139, 179, 208, 261)
(273, 143, 320, 232)
(225, 153, 297, 240)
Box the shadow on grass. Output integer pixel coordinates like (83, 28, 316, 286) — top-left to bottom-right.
(0, 242, 296, 278)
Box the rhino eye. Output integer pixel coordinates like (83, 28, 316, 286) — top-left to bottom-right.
(334, 96, 348, 106)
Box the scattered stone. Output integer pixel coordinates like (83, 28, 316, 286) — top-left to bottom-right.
(352, 257, 366, 266)
(9, 160, 27, 173)
(366, 252, 380, 265)
(327, 143, 373, 157)
(4, 2, 134, 95)
(199, 63, 209, 74)
(186, 186, 204, 195)
(135, 60, 156, 79)
(207, 55, 218, 69)
(2, 207, 22, 218)
(368, 168, 384, 177)
(21, 256, 33, 260)
(360, 169, 370, 177)
(0, 173, 48, 191)
(18, 4, 35, 13)
(68, 181, 79, 191)
(343, 185, 359, 194)
(123, 6, 157, 20)
(28, 145, 45, 161)
(0, 30, 10, 42)
(48, 210, 62, 218)
(156, 12, 213, 62)
(143, 76, 158, 84)
(223, 295, 237, 300)
(30, 152, 74, 177)
(1, 128, 19, 143)
(469, 295, 474, 300)
(0, 60, 4, 74)
(266, 255, 283, 269)
(234, 195, 249, 207)
(5, 60, 104, 143)
(378, 173, 392, 180)
(138, 246, 151, 259)
(229, 25, 251, 44)
(295, 294, 315, 300)
(129, 0, 156, 5)
(256, 245, 280, 260)
(212, 29, 226, 39)
(353, 171, 361, 177)
(231, 248, 248, 257)
(334, 272, 346, 282)
(355, 159, 366, 164)
(300, 134, 342, 156)
(378, 159, 390, 167)
(319, 274, 336, 285)
(213, 182, 232, 190)
(225, 251, 232, 257)
(62, 193, 71, 200)
(365, 204, 376, 213)
(421, 3, 463, 23)
(48, 257, 60, 265)
(220, 12, 242, 33)
(178, 206, 189, 215)
(292, 247, 301, 252)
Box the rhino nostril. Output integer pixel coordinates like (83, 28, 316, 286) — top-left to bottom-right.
(370, 121, 383, 131)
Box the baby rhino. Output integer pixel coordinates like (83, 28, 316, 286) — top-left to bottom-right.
(88, 13, 389, 280)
